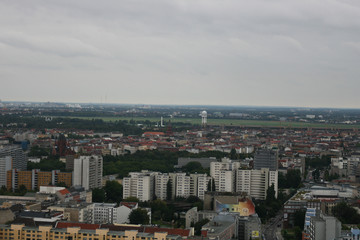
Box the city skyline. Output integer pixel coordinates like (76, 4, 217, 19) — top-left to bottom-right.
(1, 0, 360, 108)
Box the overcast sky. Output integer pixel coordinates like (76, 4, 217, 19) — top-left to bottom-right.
(1, 0, 360, 108)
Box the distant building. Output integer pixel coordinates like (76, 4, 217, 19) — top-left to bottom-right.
(210, 158, 240, 192)
(305, 209, 341, 240)
(0, 146, 27, 170)
(7, 169, 72, 190)
(73, 155, 103, 190)
(65, 155, 75, 171)
(177, 157, 217, 168)
(0, 224, 187, 240)
(0, 156, 12, 187)
(189, 173, 211, 200)
(254, 149, 278, 171)
(122, 171, 158, 201)
(236, 168, 278, 200)
(155, 173, 169, 200)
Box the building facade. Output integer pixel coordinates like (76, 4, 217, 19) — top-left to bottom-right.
(236, 169, 278, 200)
(73, 155, 103, 190)
(7, 169, 72, 190)
(122, 171, 157, 201)
(210, 159, 240, 192)
(254, 149, 278, 171)
(0, 146, 27, 170)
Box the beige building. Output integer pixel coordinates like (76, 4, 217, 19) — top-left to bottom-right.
(0, 224, 182, 240)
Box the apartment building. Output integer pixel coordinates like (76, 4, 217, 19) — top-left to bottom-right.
(175, 173, 191, 198)
(155, 173, 169, 200)
(210, 158, 240, 192)
(0, 156, 11, 187)
(236, 168, 278, 200)
(7, 169, 72, 190)
(254, 149, 278, 171)
(0, 224, 183, 240)
(123, 171, 158, 201)
(0, 146, 27, 170)
(73, 155, 103, 190)
(308, 210, 341, 240)
(190, 173, 211, 200)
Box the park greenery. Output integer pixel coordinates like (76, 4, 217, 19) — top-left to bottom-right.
(278, 170, 302, 189)
(92, 181, 123, 204)
(305, 155, 331, 169)
(0, 185, 28, 196)
(129, 208, 150, 225)
(27, 155, 66, 172)
(0, 116, 142, 136)
(103, 150, 231, 178)
(332, 202, 360, 224)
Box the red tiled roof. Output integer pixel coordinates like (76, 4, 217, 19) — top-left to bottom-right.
(56, 222, 100, 230)
(58, 189, 70, 195)
(144, 227, 191, 237)
(120, 202, 138, 209)
(143, 132, 165, 136)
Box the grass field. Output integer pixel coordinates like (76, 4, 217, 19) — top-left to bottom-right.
(54, 116, 360, 129)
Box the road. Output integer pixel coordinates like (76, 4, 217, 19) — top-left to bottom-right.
(263, 210, 283, 240)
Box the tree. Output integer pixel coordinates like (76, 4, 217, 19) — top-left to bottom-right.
(186, 195, 201, 203)
(104, 180, 123, 204)
(332, 202, 360, 224)
(266, 184, 276, 204)
(208, 178, 216, 192)
(56, 182, 67, 187)
(230, 148, 238, 159)
(293, 209, 306, 229)
(286, 169, 301, 188)
(194, 219, 210, 236)
(183, 161, 204, 173)
(166, 180, 172, 201)
(312, 169, 320, 181)
(123, 196, 139, 202)
(92, 188, 106, 202)
(129, 208, 149, 224)
(207, 179, 212, 191)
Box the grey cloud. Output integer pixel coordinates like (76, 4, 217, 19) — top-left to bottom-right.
(0, 0, 360, 107)
(0, 31, 105, 57)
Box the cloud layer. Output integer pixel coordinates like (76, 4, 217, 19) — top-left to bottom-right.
(1, 0, 360, 107)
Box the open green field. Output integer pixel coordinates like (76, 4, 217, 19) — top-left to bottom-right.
(54, 116, 360, 129)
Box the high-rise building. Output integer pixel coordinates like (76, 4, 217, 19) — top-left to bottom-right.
(0, 146, 27, 170)
(73, 155, 103, 190)
(175, 173, 191, 198)
(0, 156, 12, 187)
(122, 171, 158, 201)
(65, 155, 75, 171)
(189, 173, 211, 200)
(236, 168, 278, 200)
(210, 158, 240, 192)
(307, 210, 341, 240)
(155, 173, 169, 200)
(254, 149, 278, 171)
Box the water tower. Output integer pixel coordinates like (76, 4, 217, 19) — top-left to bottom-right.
(201, 110, 207, 127)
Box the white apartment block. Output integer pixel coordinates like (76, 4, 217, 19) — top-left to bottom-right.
(155, 173, 169, 200)
(218, 170, 235, 192)
(309, 212, 341, 240)
(91, 203, 117, 224)
(210, 159, 240, 192)
(80, 202, 135, 224)
(190, 173, 211, 200)
(236, 168, 278, 200)
(175, 173, 191, 198)
(73, 155, 103, 190)
(122, 171, 158, 201)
